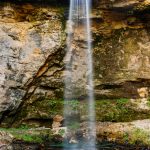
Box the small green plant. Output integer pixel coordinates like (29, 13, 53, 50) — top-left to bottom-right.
(147, 98, 150, 107)
(58, 129, 65, 136)
(68, 122, 80, 130)
(19, 124, 29, 130)
(129, 128, 150, 145)
(95, 98, 131, 122)
(123, 132, 129, 142)
(20, 134, 35, 142)
(0, 127, 52, 144)
(116, 98, 129, 106)
(64, 100, 80, 110)
(15, 134, 44, 143)
(49, 100, 57, 106)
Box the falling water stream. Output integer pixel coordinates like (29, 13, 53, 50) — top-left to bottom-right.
(64, 0, 96, 149)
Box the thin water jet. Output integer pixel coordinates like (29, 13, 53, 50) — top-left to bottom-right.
(64, 0, 96, 149)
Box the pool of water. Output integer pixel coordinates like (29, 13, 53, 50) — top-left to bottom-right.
(12, 141, 150, 150)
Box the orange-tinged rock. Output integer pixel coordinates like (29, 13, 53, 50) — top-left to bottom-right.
(53, 115, 64, 122)
(36, 63, 49, 77)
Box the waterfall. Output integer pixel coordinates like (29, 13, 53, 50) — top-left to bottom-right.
(64, 0, 96, 149)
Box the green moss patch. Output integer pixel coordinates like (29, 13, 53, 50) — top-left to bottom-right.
(96, 98, 150, 122)
(0, 127, 52, 144)
(3, 98, 150, 127)
(123, 128, 150, 146)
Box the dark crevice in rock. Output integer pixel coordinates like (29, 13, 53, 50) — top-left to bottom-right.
(96, 84, 123, 90)
(39, 86, 58, 90)
(12, 141, 42, 150)
(0, 109, 12, 125)
(24, 47, 65, 88)
(95, 79, 150, 99)
(21, 118, 53, 126)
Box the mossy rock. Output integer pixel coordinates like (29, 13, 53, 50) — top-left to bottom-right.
(0, 127, 52, 144)
(96, 99, 150, 122)
(2, 98, 150, 127)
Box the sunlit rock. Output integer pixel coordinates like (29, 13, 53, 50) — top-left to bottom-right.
(52, 115, 64, 128)
(137, 87, 149, 98)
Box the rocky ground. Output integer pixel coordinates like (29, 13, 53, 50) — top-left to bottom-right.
(1, 119, 150, 149)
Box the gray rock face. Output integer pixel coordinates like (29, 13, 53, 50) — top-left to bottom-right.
(0, 3, 65, 116)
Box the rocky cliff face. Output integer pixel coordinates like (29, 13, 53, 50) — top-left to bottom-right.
(0, 2, 66, 121)
(1, 0, 150, 127)
(93, 0, 150, 98)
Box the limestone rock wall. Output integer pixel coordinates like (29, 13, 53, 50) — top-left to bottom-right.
(93, 1, 150, 98)
(0, 3, 66, 120)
